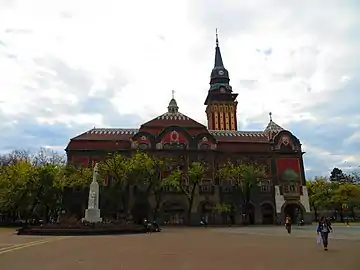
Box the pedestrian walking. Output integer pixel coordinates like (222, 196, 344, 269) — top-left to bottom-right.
(285, 215, 292, 234)
(317, 216, 333, 251)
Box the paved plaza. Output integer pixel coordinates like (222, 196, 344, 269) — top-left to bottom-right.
(0, 225, 359, 270)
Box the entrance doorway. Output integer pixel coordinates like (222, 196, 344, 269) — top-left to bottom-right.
(246, 203, 255, 225)
(163, 202, 185, 225)
(261, 203, 274, 224)
(199, 201, 215, 224)
(131, 200, 150, 224)
(283, 203, 303, 224)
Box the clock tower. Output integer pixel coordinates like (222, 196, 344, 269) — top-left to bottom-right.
(204, 30, 238, 131)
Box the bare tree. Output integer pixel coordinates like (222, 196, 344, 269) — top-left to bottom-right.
(0, 150, 31, 166)
(31, 148, 65, 166)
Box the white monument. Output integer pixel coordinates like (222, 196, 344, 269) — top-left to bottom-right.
(84, 163, 102, 223)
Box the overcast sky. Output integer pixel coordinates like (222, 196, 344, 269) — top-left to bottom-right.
(0, 0, 359, 178)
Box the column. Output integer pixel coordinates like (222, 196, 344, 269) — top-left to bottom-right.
(206, 106, 213, 130)
(225, 105, 230, 130)
(219, 105, 224, 130)
(214, 105, 219, 130)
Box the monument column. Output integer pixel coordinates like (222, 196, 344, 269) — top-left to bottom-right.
(84, 163, 103, 223)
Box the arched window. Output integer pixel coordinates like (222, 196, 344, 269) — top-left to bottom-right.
(199, 143, 210, 150)
(138, 143, 149, 150)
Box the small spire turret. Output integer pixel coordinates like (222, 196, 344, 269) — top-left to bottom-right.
(167, 90, 179, 113)
(264, 112, 284, 140)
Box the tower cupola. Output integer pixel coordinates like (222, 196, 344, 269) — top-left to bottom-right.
(167, 90, 179, 113)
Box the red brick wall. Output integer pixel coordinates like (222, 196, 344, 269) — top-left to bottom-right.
(71, 155, 89, 167)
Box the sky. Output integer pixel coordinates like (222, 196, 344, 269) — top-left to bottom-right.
(0, 0, 359, 179)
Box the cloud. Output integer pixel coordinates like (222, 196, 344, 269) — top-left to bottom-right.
(0, 0, 359, 179)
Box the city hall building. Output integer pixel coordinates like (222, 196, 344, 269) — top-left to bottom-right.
(66, 34, 311, 225)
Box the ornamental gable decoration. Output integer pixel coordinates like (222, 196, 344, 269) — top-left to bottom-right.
(170, 130, 180, 143)
(131, 134, 152, 149)
(159, 129, 188, 150)
(198, 136, 217, 150)
(275, 134, 296, 151)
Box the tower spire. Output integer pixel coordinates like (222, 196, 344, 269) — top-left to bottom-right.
(214, 29, 224, 68)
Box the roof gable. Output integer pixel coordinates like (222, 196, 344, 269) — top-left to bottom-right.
(141, 111, 206, 129)
(264, 120, 284, 133)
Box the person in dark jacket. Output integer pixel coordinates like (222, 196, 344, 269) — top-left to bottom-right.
(317, 216, 333, 251)
(153, 220, 161, 232)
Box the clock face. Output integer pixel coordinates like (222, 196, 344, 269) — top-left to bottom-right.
(220, 87, 225, 93)
(218, 70, 224, 75)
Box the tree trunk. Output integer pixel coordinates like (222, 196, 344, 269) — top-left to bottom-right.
(242, 202, 248, 225)
(186, 184, 197, 225)
(153, 192, 162, 221)
(186, 202, 192, 225)
(312, 204, 318, 221)
(44, 205, 50, 223)
(242, 187, 251, 225)
(339, 206, 344, 222)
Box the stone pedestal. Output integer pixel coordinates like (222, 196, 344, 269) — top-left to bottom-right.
(85, 208, 102, 223)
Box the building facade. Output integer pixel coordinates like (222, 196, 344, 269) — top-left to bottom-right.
(65, 34, 311, 225)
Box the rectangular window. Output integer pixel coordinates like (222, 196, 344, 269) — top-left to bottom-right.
(200, 185, 211, 192)
(260, 180, 272, 193)
(201, 179, 211, 185)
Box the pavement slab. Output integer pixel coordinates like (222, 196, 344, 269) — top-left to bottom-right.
(0, 227, 359, 270)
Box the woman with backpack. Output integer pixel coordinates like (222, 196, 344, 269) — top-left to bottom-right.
(317, 216, 333, 251)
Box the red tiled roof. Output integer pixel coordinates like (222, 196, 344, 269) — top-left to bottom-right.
(70, 128, 270, 144)
(209, 130, 269, 143)
(71, 128, 138, 141)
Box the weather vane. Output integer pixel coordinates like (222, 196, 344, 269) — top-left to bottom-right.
(269, 112, 273, 121)
(172, 89, 175, 99)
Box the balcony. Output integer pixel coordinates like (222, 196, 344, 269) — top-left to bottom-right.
(258, 179, 273, 193)
(161, 186, 182, 194)
(281, 184, 301, 198)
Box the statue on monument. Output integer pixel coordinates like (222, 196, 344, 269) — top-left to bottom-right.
(84, 163, 102, 223)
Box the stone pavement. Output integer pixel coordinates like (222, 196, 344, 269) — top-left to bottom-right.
(214, 224, 360, 241)
(0, 226, 359, 270)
